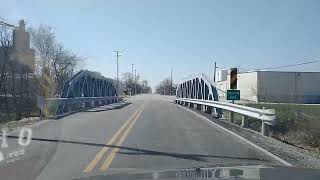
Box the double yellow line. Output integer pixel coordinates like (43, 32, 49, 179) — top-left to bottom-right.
(83, 105, 144, 173)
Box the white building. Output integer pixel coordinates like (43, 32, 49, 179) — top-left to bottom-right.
(217, 70, 320, 104)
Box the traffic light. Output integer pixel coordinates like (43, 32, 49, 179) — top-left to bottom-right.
(230, 68, 237, 89)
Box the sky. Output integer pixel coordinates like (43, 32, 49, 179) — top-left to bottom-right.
(1, 0, 320, 88)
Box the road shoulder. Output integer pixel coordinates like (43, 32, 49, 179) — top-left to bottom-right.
(176, 104, 320, 169)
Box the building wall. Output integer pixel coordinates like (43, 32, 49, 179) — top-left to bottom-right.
(217, 71, 320, 103)
(217, 72, 258, 102)
(237, 72, 258, 102)
(257, 71, 320, 103)
(217, 77, 228, 99)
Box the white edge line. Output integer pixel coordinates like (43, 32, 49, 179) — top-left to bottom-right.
(177, 104, 293, 167)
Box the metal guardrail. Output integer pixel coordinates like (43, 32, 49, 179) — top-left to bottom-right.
(174, 98, 276, 136)
(41, 96, 124, 118)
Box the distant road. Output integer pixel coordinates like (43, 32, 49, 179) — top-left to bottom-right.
(0, 94, 282, 180)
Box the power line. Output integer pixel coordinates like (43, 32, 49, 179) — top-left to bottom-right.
(256, 60, 320, 71)
(217, 60, 320, 73)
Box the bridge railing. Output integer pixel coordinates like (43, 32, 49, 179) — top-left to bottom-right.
(174, 98, 276, 136)
(41, 96, 123, 118)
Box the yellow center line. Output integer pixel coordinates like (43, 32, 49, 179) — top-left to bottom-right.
(82, 105, 143, 173)
(100, 106, 144, 171)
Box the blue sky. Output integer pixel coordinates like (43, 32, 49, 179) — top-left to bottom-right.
(1, 0, 320, 88)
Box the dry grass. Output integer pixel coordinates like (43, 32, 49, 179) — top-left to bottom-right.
(240, 103, 320, 152)
(1, 116, 41, 132)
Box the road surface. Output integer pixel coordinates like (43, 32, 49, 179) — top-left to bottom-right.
(0, 94, 282, 180)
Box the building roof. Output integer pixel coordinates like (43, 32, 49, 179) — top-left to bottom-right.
(238, 70, 320, 74)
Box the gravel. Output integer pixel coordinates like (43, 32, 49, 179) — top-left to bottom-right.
(183, 105, 320, 169)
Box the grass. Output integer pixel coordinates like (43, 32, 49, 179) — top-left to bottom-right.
(222, 109, 262, 131)
(245, 103, 320, 132)
(224, 103, 320, 152)
(0, 96, 41, 129)
(0, 110, 41, 129)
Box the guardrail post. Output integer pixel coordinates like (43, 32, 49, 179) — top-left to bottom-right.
(261, 122, 270, 136)
(241, 115, 248, 127)
(201, 105, 205, 112)
(229, 111, 234, 123)
(173, 98, 275, 134)
(189, 103, 194, 108)
(205, 106, 212, 114)
(193, 103, 197, 109)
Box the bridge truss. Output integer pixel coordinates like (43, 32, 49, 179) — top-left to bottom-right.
(176, 74, 223, 117)
(53, 70, 120, 116)
(61, 70, 117, 98)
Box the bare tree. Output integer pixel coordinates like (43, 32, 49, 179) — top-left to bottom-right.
(121, 72, 151, 95)
(155, 78, 176, 95)
(52, 44, 85, 95)
(140, 80, 152, 94)
(29, 24, 55, 71)
(0, 24, 13, 122)
(1, 20, 85, 122)
(249, 86, 258, 102)
(121, 72, 133, 95)
(1, 22, 36, 122)
(0, 25, 13, 91)
(29, 24, 85, 97)
(28, 25, 55, 97)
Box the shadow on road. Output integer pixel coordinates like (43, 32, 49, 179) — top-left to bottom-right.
(7, 135, 269, 163)
(84, 102, 132, 113)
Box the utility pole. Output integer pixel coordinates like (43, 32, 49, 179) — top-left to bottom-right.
(214, 61, 217, 82)
(131, 64, 134, 95)
(138, 73, 140, 94)
(113, 50, 122, 96)
(134, 69, 137, 95)
(170, 69, 173, 95)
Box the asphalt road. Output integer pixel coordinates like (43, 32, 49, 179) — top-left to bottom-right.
(0, 94, 282, 180)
